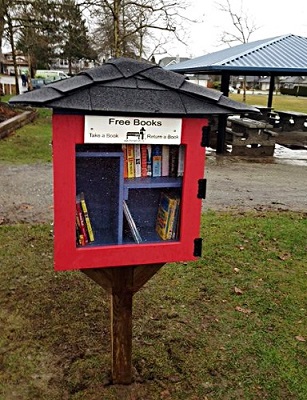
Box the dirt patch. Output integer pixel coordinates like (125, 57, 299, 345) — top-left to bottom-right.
(0, 102, 18, 122)
(0, 163, 53, 224)
(0, 155, 306, 225)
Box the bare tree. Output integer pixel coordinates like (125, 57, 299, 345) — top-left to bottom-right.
(216, 0, 259, 101)
(81, 0, 190, 60)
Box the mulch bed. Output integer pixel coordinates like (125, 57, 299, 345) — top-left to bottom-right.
(0, 102, 18, 122)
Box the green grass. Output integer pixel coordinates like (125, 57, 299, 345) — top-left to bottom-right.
(230, 93, 307, 113)
(0, 94, 13, 103)
(0, 107, 52, 164)
(0, 211, 306, 399)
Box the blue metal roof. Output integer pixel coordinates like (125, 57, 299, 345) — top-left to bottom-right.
(166, 34, 307, 75)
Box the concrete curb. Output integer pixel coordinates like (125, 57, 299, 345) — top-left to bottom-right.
(0, 109, 38, 139)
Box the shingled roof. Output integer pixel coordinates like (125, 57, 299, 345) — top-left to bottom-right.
(9, 57, 258, 116)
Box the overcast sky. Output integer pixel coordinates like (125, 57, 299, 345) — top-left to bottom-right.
(163, 0, 307, 59)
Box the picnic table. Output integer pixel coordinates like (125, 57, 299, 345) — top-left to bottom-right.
(251, 105, 273, 121)
(275, 110, 307, 132)
(227, 117, 276, 156)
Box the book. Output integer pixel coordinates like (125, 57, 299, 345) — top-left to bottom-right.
(155, 192, 180, 240)
(79, 192, 94, 242)
(171, 198, 181, 239)
(152, 144, 162, 177)
(134, 144, 141, 178)
(76, 213, 86, 246)
(177, 145, 185, 177)
(169, 145, 179, 177)
(162, 145, 170, 176)
(140, 144, 148, 177)
(146, 144, 152, 177)
(167, 196, 180, 240)
(122, 144, 128, 178)
(76, 198, 89, 245)
(123, 200, 142, 243)
(126, 144, 135, 178)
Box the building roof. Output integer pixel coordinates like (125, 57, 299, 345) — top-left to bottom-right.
(9, 57, 258, 116)
(158, 56, 190, 68)
(166, 34, 307, 76)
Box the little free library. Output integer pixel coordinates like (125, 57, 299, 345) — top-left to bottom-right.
(10, 57, 257, 384)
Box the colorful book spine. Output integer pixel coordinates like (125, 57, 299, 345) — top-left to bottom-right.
(152, 144, 162, 177)
(156, 192, 179, 240)
(146, 144, 152, 177)
(126, 144, 135, 178)
(76, 213, 85, 246)
(141, 144, 148, 177)
(169, 197, 180, 240)
(177, 145, 185, 177)
(169, 145, 179, 177)
(76, 199, 88, 245)
(122, 144, 128, 178)
(134, 144, 141, 178)
(79, 192, 94, 242)
(162, 145, 170, 177)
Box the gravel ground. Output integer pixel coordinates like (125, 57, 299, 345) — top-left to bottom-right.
(204, 155, 307, 212)
(0, 155, 306, 225)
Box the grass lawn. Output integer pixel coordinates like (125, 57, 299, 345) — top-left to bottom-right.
(0, 107, 52, 164)
(0, 93, 306, 399)
(0, 211, 306, 399)
(230, 93, 307, 113)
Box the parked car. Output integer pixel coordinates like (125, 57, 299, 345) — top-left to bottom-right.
(35, 70, 69, 80)
(29, 78, 54, 90)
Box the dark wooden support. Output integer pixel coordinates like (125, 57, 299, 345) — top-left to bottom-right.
(221, 72, 230, 96)
(267, 75, 275, 108)
(82, 263, 164, 384)
(110, 267, 134, 384)
(217, 115, 228, 154)
(216, 73, 231, 154)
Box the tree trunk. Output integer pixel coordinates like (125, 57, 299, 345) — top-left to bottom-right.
(6, 12, 19, 95)
(113, 0, 121, 57)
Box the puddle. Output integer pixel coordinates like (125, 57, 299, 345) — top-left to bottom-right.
(206, 145, 307, 167)
(273, 144, 307, 166)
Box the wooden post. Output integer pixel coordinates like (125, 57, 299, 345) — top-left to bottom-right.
(82, 264, 164, 384)
(110, 268, 133, 384)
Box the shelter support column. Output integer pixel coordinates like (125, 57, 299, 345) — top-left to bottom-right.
(267, 75, 275, 108)
(217, 73, 230, 154)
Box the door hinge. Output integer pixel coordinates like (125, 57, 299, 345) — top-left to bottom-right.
(193, 238, 203, 257)
(197, 178, 207, 199)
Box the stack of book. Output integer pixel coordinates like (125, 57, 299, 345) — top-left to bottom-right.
(76, 192, 95, 246)
(122, 144, 185, 179)
(155, 192, 181, 240)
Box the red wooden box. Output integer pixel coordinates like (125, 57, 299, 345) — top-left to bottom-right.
(52, 113, 207, 270)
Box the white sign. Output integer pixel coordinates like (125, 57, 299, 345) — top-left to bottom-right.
(84, 116, 182, 144)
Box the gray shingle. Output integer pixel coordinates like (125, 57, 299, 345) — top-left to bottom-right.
(9, 57, 259, 116)
(180, 80, 222, 102)
(89, 86, 187, 114)
(48, 89, 92, 110)
(108, 58, 154, 78)
(140, 68, 186, 89)
(48, 74, 92, 93)
(82, 63, 123, 82)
